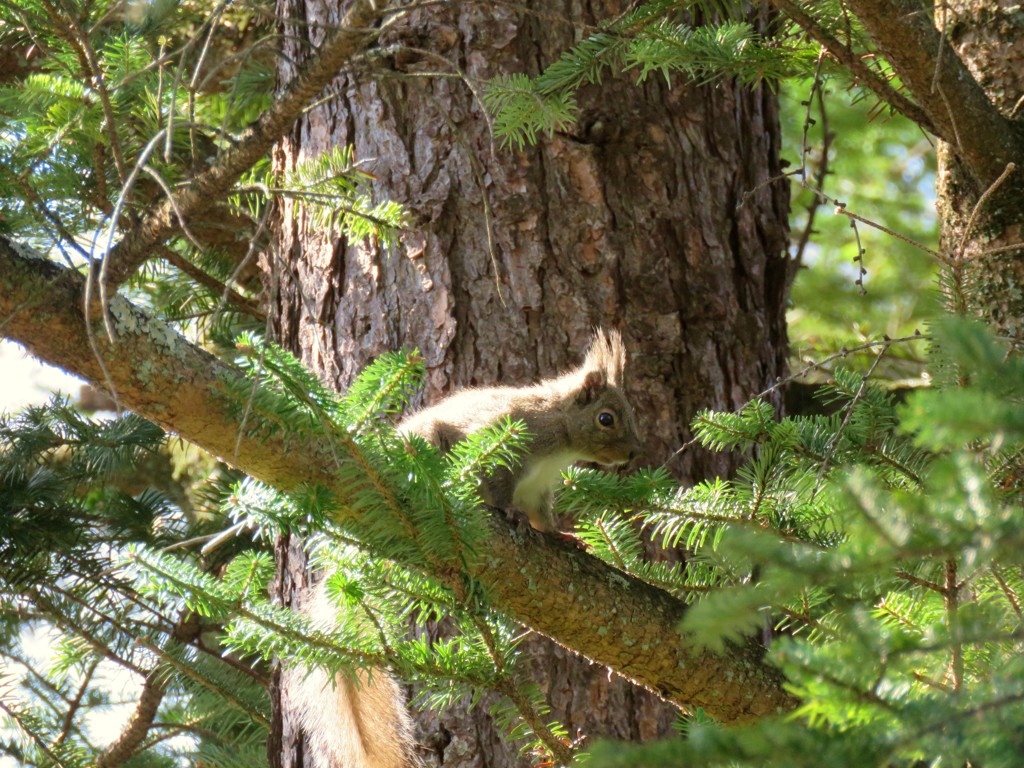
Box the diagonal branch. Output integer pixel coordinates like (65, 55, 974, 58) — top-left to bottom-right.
(95, 669, 167, 768)
(770, 0, 937, 135)
(38, 0, 129, 184)
(99, 0, 384, 292)
(832, 0, 1024, 187)
(0, 238, 798, 724)
(158, 245, 266, 321)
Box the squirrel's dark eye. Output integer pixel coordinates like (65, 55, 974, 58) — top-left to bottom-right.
(598, 411, 615, 428)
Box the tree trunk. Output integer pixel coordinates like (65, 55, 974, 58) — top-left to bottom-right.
(268, 3, 792, 767)
(934, 0, 1024, 337)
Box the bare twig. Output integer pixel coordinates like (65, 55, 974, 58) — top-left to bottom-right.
(957, 162, 1016, 259)
(82, 263, 123, 415)
(187, 1, 229, 163)
(834, 204, 943, 261)
(96, 129, 171, 339)
(845, 206, 867, 294)
(931, 0, 947, 94)
(945, 162, 1018, 315)
(793, 51, 833, 267)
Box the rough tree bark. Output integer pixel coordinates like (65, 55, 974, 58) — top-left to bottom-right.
(268, 2, 792, 767)
(833, 0, 1024, 337)
(933, 0, 1024, 338)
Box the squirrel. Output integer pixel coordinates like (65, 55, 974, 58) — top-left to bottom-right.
(291, 329, 642, 767)
(398, 328, 642, 531)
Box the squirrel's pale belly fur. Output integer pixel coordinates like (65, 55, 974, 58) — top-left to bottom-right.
(510, 449, 580, 521)
(293, 330, 641, 767)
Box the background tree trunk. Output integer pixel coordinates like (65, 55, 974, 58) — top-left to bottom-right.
(267, 2, 792, 766)
(935, 0, 1024, 337)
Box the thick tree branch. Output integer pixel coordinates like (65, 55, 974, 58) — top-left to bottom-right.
(770, 0, 937, 135)
(836, 0, 1024, 187)
(99, 0, 383, 291)
(0, 240, 798, 724)
(95, 669, 167, 768)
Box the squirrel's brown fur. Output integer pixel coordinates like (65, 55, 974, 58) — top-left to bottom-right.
(293, 330, 641, 766)
(398, 329, 642, 530)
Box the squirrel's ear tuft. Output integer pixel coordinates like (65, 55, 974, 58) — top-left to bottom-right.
(583, 328, 626, 389)
(577, 369, 607, 404)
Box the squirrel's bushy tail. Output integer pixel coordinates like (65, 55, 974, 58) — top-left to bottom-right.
(290, 665, 416, 768)
(289, 582, 418, 768)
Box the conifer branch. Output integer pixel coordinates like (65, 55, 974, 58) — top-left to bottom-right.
(0, 167, 91, 264)
(494, 676, 575, 765)
(472, 615, 575, 764)
(769, 0, 935, 135)
(54, 657, 99, 748)
(0, 700, 67, 767)
(990, 566, 1023, 619)
(158, 246, 265, 321)
(836, 0, 1024, 186)
(35, 0, 129, 185)
(98, 0, 386, 292)
(943, 558, 964, 692)
(0, 238, 797, 723)
(94, 669, 167, 768)
(30, 589, 149, 679)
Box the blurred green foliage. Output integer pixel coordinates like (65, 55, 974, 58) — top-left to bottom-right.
(782, 78, 939, 382)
